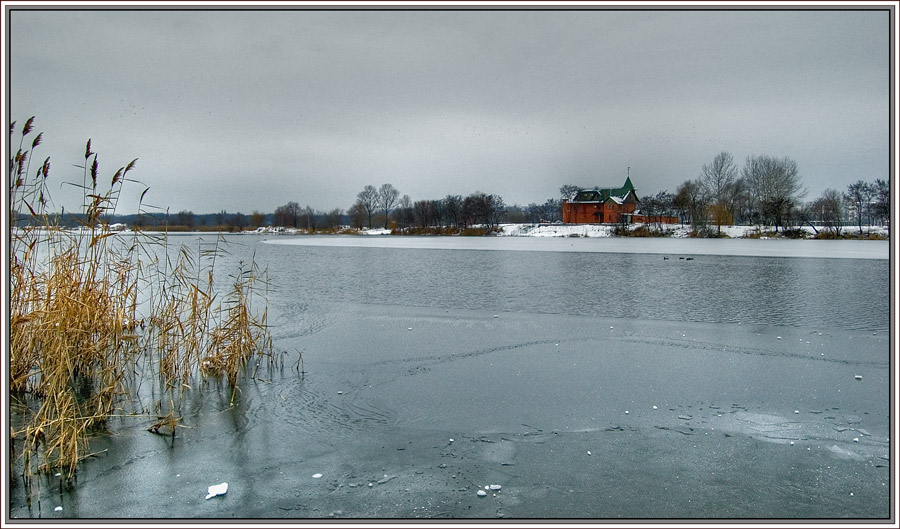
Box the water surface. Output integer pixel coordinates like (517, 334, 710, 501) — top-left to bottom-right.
(9, 234, 891, 520)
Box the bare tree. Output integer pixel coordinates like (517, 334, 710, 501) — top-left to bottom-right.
(726, 177, 750, 225)
(377, 183, 401, 229)
(274, 201, 302, 228)
(846, 180, 874, 234)
(488, 194, 506, 228)
(559, 184, 580, 201)
(428, 199, 444, 229)
(250, 210, 266, 229)
(872, 179, 889, 227)
(324, 208, 343, 229)
(700, 152, 738, 234)
(742, 155, 806, 232)
(640, 191, 674, 231)
(348, 202, 366, 230)
(442, 194, 462, 228)
(298, 205, 317, 231)
(356, 185, 378, 228)
(395, 194, 412, 231)
(175, 210, 195, 229)
(413, 199, 430, 229)
(232, 212, 247, 232)
(674, 179, 708, 231)
(809, 188, 844, 236)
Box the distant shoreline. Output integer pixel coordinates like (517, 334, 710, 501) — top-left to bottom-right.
(15, 223, 890, 242)
(262, 232, 889, 260)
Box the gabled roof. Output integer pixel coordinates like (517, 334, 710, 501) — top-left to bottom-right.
(571, 177, 637, 203)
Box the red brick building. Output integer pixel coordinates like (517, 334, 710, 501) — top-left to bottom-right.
(561, 177, 678, 225)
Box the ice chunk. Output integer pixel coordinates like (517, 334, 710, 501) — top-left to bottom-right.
(312, 473, 323, 478)
(829, 445, 863, 461)
(477, 490, 487, 497)
(205, 482, 228, 499)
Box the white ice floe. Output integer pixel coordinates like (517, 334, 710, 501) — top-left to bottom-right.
(205, 482, 228, 499)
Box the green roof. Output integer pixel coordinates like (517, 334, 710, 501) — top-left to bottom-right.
(572, 177, 636, 203)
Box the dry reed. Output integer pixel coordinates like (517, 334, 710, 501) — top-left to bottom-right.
(9, 118, 273, 496)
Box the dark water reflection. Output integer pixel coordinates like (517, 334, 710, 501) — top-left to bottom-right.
(252, 241, 887, 332)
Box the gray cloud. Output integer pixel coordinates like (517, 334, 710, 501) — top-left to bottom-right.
(9, 8, 891, 215)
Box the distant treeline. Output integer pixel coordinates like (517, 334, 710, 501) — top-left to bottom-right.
(12, 151, 889, 236)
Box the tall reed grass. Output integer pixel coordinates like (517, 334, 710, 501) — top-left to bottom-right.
(8, 118, 273, 496)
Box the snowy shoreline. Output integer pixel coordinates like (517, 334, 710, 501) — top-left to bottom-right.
(262, 224, 891, 259)
(494, 223, 890, 239)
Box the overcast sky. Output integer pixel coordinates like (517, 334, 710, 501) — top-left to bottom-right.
(8, 7, 892, 216)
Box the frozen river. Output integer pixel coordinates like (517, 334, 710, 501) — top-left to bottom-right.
(9, 234, 892, 521)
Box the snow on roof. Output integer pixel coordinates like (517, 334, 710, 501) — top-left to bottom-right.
(571, 177, 637, 204)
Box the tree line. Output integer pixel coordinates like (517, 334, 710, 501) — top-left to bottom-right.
(671, 152, 889, 236)
(345, 184, 507, 232)
(43, 151, 887, 236)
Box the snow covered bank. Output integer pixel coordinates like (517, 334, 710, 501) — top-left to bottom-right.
(497, 223, 889, 239)
(264, 233, 888, 259)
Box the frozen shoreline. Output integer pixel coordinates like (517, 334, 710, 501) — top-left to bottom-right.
(263, 232, 889, 259)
